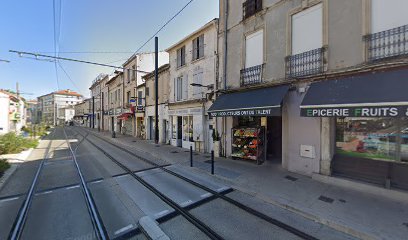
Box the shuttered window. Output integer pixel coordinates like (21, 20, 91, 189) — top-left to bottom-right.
(192, 34, 204, 60)
(177, 46, 186, 68)
(291, 4, 322, 55)
(245, 30, 264, 68)
(371, 0, 408, 33)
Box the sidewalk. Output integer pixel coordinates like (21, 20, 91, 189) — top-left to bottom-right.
(88, 128, 408, 240)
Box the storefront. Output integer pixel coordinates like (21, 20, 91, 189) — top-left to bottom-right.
(208, 85, 289, 164)
(300, 68, 408, 190)
(169, 107, 205, 152)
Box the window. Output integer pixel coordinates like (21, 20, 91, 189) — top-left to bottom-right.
(176, 77, 183, 101)
(192, 34, 204, 60)
(132, 65, 136, 80)
(192, 69, 203, 98)
(127, 69, 131, 83)
(127, 91, 131, 105)
(177, 46, 186, 68)
(243, 0, 262, 20)
(371, 0, 408, 33)
(336, 118, 408, 162)
(291, 3, 322, 55)
(146, 87, 150, 97)
(137, 91, 143, 106)
(183, 116, 193, 142)
(245, 30, 264, 68)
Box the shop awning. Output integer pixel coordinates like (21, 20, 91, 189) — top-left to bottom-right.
(208, 85, 289, 117)
(300, 69, 408, 117)
(118, 112, 133, 120)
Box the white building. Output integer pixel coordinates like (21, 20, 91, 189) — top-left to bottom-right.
(38, 89, 83, 126)
(0, 90, 26, 134)
(167, 19, 219, 153)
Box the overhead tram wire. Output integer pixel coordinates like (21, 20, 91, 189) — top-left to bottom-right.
(58, 62, 83, 96)
(107, 0, 195, 64)
(9, 50, 150, 74)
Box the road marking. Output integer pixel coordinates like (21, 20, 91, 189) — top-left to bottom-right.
(0, 197, 20, 203)
(154, 210, 169, 218)
(36, 190, 53, 196)
(66, 185, 80, 190)
(217, 186, 229, 192)
(114, 224, 134, 235)
(200, 192, 212, 198)
(180, 199, 193, 207)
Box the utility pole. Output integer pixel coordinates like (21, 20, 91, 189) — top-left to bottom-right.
(101, 92, 104, 131)
(92, 96, 95, 129)
(154, 37, 159, 144)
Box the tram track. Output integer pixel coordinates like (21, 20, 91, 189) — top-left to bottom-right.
(72, 126, 319, 240)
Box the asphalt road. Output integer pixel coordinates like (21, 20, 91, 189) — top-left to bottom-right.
(0, 126, 357, 240)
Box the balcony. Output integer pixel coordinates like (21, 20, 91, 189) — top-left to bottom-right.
(286, 47, 326, 78)
(240, 64, 264, 86)
(364, 24, 408, 62)
(243, 0, 262, 20)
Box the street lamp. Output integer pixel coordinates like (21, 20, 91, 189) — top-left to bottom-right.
(190, 83, 214, 90)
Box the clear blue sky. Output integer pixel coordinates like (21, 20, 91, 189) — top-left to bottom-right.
(0, 0, 219, 98)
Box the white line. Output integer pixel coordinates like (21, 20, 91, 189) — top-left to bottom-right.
(0, 197, 20, 203)
(114, 224, 134, 235)
(91, 180, 103, 184)
(200, 193, 212, 198)
(36, 190, 53, 196)
(180, 199, 193, 207)
(154, 210, 169, 218)
(66, 185, 80, 190)
(217, 186, 230, 192)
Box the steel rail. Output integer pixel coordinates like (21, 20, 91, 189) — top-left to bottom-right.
(75, 126, 319, 240)
(71, 127, 224, 240)
(8, 129, 56, 240)
(62, 127, 109, 240)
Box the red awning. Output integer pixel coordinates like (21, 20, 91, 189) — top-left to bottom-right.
(118, 113, 133, 120)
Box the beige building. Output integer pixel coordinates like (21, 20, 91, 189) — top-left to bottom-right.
(142, 64, 170, 143)
(73, 99, 90, 127)
(210, 0, 408, 190)
(167, 19, 219, 153)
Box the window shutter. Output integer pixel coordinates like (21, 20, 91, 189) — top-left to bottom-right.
(192, 38, 197, 60)
(199, 35, 204, 58)
(183, 74, 188, 100)
(245, 30, 264, 68)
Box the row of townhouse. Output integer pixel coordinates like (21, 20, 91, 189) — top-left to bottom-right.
(0, 90, 26, 135)
(85, 0, 408, 191)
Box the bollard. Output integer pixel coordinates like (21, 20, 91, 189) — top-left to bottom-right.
(211, 150, 214, 175)
(190, 146, 193, 167)
(112, 131, 116, 138)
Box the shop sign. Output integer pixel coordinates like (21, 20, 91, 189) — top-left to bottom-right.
(301, 106, 408, 117)
(209, 108, 275, 117)
(169, 108, 202, 116)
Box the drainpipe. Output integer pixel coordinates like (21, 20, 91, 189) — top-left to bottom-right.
(222, 0, 228, 157)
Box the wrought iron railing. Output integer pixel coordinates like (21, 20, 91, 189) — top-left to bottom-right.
(286, 47, 325, 78)
(364, 24, 408, 62)
(240, 64, 264, 86)
(243, 0, 262, 20)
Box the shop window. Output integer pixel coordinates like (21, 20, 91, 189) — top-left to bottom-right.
(336, 118, 408, 162)
(183, 116, 193, 142)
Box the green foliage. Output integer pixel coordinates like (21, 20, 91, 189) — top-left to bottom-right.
(0, 132, 39, 155)
(21, 125, 49, 137)
(0, 159, 10, 176)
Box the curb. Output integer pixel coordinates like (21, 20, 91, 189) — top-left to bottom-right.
(138, 216, 170, 240)
(0, 148, 34, 191)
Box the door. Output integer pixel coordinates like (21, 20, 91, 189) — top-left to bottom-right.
(267, 116, 282, 160)
(177, 116, 182, 140)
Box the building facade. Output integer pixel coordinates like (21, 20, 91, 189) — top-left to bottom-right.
(209, 0, 408, 190)
(0, 90, 26, 134)
(38, 89, 83, 126)
(167, 19, 219, 153)
(143, 64, 170, 143)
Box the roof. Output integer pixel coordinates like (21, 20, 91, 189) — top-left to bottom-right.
(166, 18, 218, 52)
(106, 72, 122, 85)
(39, 89, 82, 98)
(142, 64, 170, 80)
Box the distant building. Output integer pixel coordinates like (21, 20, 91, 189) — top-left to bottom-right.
(58, 105, 75, 125)
(26, 99, 39, 124)
(37, 89, 83, 126)
(0, 90, 26, 134)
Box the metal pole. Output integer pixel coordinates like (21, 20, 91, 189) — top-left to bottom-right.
(101, 93, 104, 131)
(154, 37, 159, 144)
(190, 146, 193, 167)
(92, 96, 95, 129)
(211, 150, 214, 175)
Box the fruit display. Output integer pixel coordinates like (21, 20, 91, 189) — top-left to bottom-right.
(231, 127, 264, 163)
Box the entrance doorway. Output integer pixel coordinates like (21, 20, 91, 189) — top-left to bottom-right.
(177, 116, 182, 142)
(267, 116, 282, 162)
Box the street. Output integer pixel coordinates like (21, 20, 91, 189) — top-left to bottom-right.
(0, 127, 357, 240)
